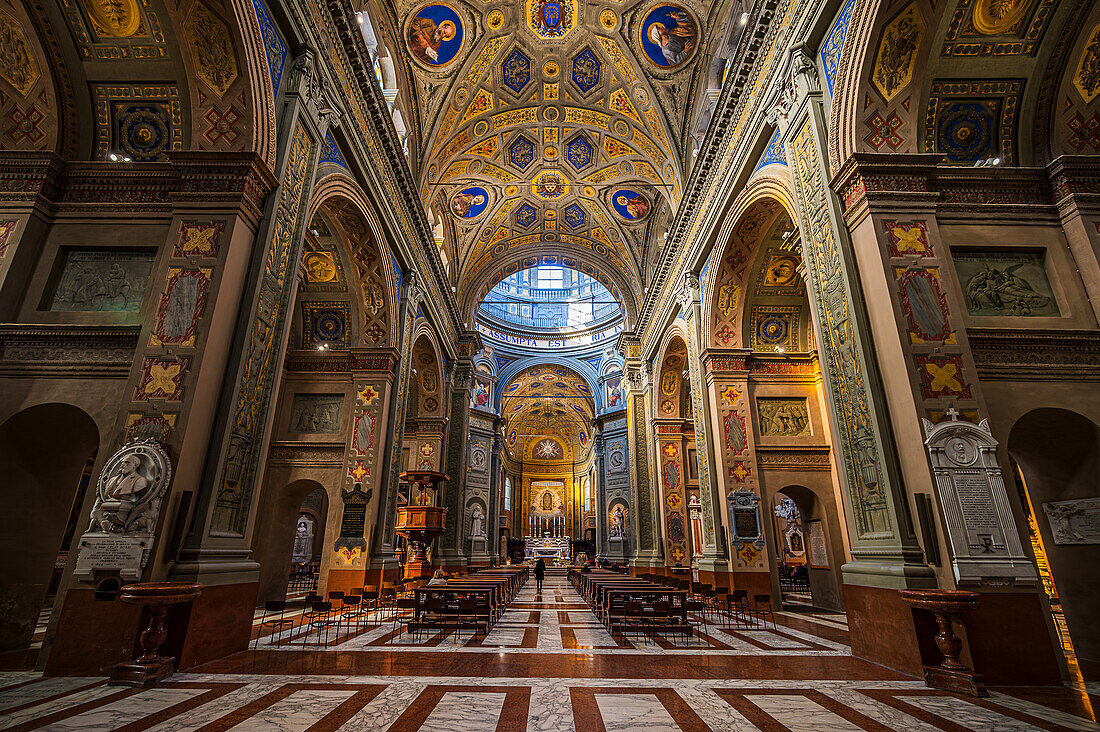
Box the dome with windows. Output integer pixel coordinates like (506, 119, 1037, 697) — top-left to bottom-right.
(477, 265, 623, 337)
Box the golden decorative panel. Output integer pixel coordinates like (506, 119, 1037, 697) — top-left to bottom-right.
(82, 0, 142, 37)
(1075, 23, 1100, 103)
(493, 107, 538, 129)
(0, 11, 39, 95)
(872, 3, 923, 102)
(564, 106, 609, 129)
(460, 88, 494, 125)
(184, 2, 239, 96)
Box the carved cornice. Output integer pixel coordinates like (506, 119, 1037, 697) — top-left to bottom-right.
(967, 327, 1100, 380)
(268, 441, 345, 466)
(833, 152, 1060, 225)
(0, 152, 276, 222)
(322, 0, 461, 335)
(0, 324, 140, 377)
(1047, 156, 1100, 217)
(756, 446, 832, 471)
(284, 347, 400, 374)
(405, 417, 447, 434)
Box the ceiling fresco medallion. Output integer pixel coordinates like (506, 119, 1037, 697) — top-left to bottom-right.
(405, 2, 464, 69)
(612, 188, 650, 220)
(451, 186, 490, 219)
(527, 0, 576, 40)
(486, 8, 505, 30)
(639, 4, 698, 69)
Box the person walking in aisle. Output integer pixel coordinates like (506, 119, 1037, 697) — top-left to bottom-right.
(534, 557, 545, 594)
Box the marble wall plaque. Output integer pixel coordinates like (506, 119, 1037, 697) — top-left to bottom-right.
(1043, 497, 1100, 545)
(74, 535, 148, 580)
(807, 519, 828, 568)
(952, 250, 1059, 317)
(923, 416, 1035, 584)
(49, 249, 155, 312)
(290, 393, 343, 433)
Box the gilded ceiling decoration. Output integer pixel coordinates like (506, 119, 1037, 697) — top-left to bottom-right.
(389, 0, 725, 314)
(502, 364, 594, 462)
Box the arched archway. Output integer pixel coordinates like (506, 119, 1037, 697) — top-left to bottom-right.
(769, 485, 844, 613)
(1009, 408, 1100, 680)
(652, 332, 694, 569)
(0, 404, 99, 653)
(254, 479, 329, 605)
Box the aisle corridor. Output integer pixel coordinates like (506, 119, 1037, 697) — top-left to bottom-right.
(1, 573, 1096, 730)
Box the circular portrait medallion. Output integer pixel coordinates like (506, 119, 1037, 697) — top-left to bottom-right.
(450, 186, 490, 219)
(639, 4, 698, 70)
(611, 188, 650, 220)
(405, 3, 464, 69)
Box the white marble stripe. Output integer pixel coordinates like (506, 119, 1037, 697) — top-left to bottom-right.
(985, 690, 1100, 732)
(817, 687, 945, 732)
(0, 683, 121, 730)
(0, 677, 103, 712)
(776, 611, 849, 631)
(748, 694, 864, 731)
(145, 682, 287, 732)
(42, 687, 209, 731)
(226, 688, 356, 731)
(418, 691, 507, 732)
(739, 630, 811, 649)
(595, 693, 680, 731)
(898, 694, 1060, 731)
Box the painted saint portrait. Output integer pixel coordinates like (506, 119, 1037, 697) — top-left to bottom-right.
(639, 5, 698, 69)
(406, 3, 464, 68)
(450, 186, 489, 219)
(612, 189, 650, 220)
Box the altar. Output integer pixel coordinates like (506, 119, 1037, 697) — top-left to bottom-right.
(524, 535, 571, 565)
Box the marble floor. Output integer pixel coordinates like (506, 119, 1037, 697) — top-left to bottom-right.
(4, 574, 1097, 731)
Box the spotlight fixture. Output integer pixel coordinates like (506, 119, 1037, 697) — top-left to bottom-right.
(108, 153, 132, 162)
(316, 343, 329, 351)
(773, 345, 786, 354)
(740, 11, 749, 24)
(356, 11, 364, 23)
(972, 157, 1002, 168)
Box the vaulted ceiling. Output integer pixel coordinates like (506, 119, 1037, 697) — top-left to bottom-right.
(379, 0, 735, 317)
(502, 364, 594, 461)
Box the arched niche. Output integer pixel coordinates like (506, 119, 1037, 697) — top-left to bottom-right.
(0, 403, 99, 652)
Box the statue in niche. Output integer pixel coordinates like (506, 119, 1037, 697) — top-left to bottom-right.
(470, 504, 485, 538)
(609, 504, 625, 540)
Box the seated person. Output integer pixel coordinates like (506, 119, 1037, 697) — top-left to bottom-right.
(427, 568, 448, 586)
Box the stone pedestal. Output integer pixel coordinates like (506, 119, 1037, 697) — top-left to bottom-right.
(110, 582, 202, 688)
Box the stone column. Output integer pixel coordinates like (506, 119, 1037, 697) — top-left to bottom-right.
(465, 408, 497, 566)
(702, 350, 771, 596)
(322, 349, 399, 597)
(680, 274, 731, 585)
(172, 49, 341, 585)
(772, 47, 935, 669)
(369, 272, 418, 574)
(593, 434, 607, 560)
(437, 331, 480, 569)
(832, 151, 1049, 677)
(620, 332, 662, 570)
